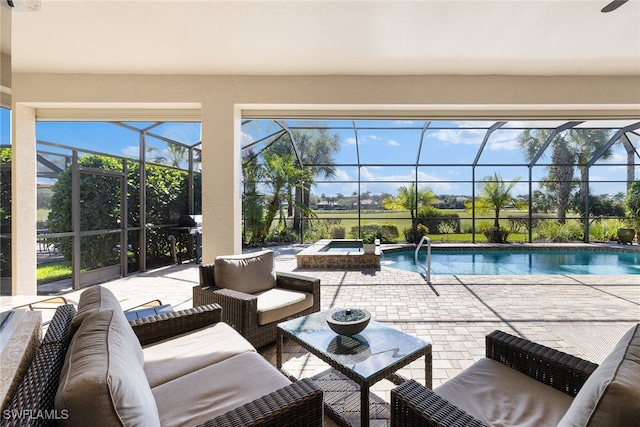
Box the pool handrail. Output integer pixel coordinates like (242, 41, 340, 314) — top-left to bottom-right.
(415, 235, 431, 284)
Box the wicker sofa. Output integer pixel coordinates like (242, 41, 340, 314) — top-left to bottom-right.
(391, 326, 640, 427)
(193, 250, 320, 348)
(2, 286, 323, 427)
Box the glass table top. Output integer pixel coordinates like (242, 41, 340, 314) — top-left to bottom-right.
(278, 309, 428, 381)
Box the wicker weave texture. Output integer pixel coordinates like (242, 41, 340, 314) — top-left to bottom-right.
(129, 303, 222, 346)
(1, 305, 77, 427)
(4, 301, 324, 427)
(194, 264, 321, 348)
(391, 329, 600, 427)
(197, 378, 324, 427)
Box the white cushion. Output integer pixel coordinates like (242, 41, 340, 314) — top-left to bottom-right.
(214, 250, 276, 294)
(256, 288, 314, 325)
(435, 357, 573, 427)
(143, 322, 256, 388)
(151, 352, 290, 427)
(558, 323, 640, 427)
(55, 310, 160, 427)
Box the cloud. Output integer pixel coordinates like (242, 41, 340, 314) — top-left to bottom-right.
(388, 140, 400, 146)
(121, 145, 140, 158)
(426, 129, 485, 145)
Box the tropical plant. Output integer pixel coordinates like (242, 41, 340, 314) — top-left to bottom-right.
(625, 180, 640, 229)
(0, 148, 11, 277)
(269, 127, 341, 233)
(383, 183, 435, 241)
(466, 173, 523, 242)
(242, 152, 315, 245)
(517, 129, 614, 223)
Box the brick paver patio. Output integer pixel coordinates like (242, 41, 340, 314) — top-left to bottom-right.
(2, 244, 638, 426)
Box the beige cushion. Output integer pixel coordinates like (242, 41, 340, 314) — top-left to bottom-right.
(558, 323, 640, 427)
(214, 250, 276, 294)
(70, 285, 122, 335)
(55, 310, 160, 427)
(435, 357, 573, 427)
(143, 322, 256, 388)
(152, 352, 291, 427)
(256, 288, 314, 325)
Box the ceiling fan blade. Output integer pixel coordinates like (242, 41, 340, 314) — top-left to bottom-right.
(601, 0, 628, 12)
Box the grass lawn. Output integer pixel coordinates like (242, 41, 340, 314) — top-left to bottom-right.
(313, 208, 531, 241)
(37, 261, 72, 284)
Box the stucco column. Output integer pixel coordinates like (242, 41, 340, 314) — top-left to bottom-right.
(11, 104, 37, 295)
(200, 102, 241, 263)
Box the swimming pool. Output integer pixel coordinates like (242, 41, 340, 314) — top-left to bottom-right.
(382, 248, 640, 275)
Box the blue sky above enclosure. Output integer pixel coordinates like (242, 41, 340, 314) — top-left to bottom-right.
(241, 119, 640, 198)
(1, 112, 638, 199)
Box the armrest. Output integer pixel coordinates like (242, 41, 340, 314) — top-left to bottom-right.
(193, 285, 259, 334)
(199, 263, 215, 287)
(197, 378, 324, 427)
(391, 380, 487, 427)
(485, 330, 598, 397)
(276, 271, 320, 294)
(130, 304, 222, 346)
(276, 272, 321, 314)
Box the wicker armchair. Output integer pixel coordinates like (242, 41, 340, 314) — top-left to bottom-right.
(194, 262, 321, 348)
(391, 329, 601, 427)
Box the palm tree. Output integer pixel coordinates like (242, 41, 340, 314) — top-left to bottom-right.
(473, 173, 523, 229)
(270, 127, 340, 232)
(382, 183, 436, 224)
(244, 152, 314, 244)
(463, 173, 523, 243)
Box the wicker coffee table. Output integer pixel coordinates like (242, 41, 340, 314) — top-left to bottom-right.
(277, 309, 432, 427)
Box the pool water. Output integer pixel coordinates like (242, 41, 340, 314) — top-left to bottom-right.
(382, 249, 640, 275)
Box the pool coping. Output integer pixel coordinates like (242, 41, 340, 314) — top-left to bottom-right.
(381, 242, 640, 254)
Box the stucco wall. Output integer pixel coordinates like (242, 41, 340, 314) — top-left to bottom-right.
(9, 72, 640, 294)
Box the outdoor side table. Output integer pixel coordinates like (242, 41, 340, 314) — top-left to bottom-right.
(277, 309, 432, 427)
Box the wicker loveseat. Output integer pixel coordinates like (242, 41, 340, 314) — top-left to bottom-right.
(391, 326, 640, 427)
(193, 250, 321, 348)
(2, 286, 323, 427)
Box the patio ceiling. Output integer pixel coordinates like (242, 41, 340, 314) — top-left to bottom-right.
(5, 0, 640, 76)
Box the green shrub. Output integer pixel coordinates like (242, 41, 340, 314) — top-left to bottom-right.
(416, 206, 460, 234)
(403, 223, 429, 243)
(482, 226, 510, 243)
(349, 223, 399, 243)
(329, 224, 346, 239)
(589, 219, 626, 241)
(47, 154, 195, 270)
(535, 221, 583, 242)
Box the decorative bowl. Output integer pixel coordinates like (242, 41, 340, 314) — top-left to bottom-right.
(326, 309, 371, 336)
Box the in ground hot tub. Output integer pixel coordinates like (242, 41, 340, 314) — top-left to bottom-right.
(296, 239, 380, 269)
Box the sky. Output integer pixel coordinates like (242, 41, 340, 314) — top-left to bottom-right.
(1, 107, 637, 198)
(242, 119, 639, 198)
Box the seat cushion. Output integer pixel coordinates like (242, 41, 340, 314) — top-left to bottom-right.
(143, 322, 256, 388)
(151, 352, 291, 427)
(256, 288, 314, 325)
(435, 357, 573, 427)
(70, 285, 122, 335)
(55, 310, 160, 427)
(214, 250, 276, 294)
(558, 323, 640, 427)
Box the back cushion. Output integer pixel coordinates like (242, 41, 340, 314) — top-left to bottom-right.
(214, 250, 276, 294)
(558, 323, 640, 427)
(55, 310, 160, 427)
(70, 285, 122, 335)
